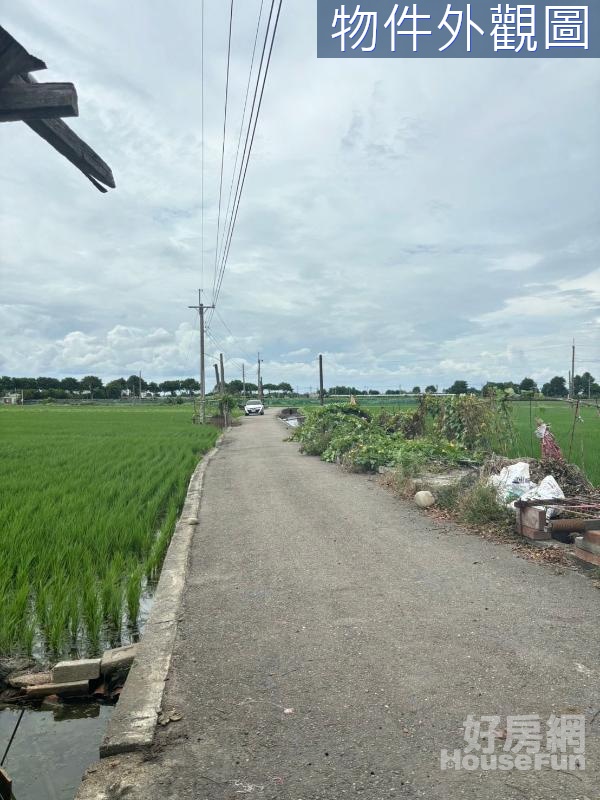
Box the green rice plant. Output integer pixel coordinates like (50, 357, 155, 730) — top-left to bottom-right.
(126, 565, 143, 625)
(0, 405, 218, 657)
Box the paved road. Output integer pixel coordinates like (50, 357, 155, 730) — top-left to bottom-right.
(85, 410, 600, 799)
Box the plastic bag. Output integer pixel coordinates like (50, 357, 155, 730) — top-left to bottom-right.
(489, 462, 536, 503)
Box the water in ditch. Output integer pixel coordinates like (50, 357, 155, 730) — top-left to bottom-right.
(0, 702, 113, 800)
(0, 585, 156, 799)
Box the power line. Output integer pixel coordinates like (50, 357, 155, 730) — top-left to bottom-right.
(211, 0, 236, 303)
(216, 0, 266, 271)
(210, 0, 283, 317)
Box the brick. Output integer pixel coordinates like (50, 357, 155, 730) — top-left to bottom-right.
(25, 680, 90, 698)
(520, 524, 551, 541)
(52, 658, 100, 683)
(100, 644, 137, 676)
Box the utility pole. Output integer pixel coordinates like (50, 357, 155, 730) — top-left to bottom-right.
(138, 370, 142, 402)
(219, 353, 225, 392)
(318, 354, 324, 406)
(188, 290, 214, 423)
(214, 363, 221, 393)
(257, 352, 263, 400)
(242, 363, 246, 398)
(571, 339, 576, 399)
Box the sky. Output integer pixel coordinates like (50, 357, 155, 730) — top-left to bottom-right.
(1, 0, 599, 392)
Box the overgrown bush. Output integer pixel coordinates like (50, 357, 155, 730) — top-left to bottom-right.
(295, 404, 470, 473)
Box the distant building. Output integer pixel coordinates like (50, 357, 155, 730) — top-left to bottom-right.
(2, 393, 21, 405)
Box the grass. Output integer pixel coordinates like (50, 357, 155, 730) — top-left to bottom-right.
(0, 405, 218, 659)
(507, 400, 600, 486)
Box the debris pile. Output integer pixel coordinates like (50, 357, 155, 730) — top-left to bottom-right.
(0, 644, 136, 708)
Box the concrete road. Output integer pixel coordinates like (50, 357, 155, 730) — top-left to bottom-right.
(85, 410, 600, 799)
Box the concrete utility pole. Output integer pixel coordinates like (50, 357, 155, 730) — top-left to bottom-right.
(571, 339, 576, 399)
(214, 363, 221, 393)
(188, 289, 214, 423)
(220, 353, 225, 392)
(138, 370, 142, 401)
(318, 354, 324, 406)
(257, 353, 263, 400)
(242, 363, 246, 398)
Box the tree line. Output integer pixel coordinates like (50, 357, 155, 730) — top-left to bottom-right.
(0, 375, 296, 400)
(2, 373, 598, 401)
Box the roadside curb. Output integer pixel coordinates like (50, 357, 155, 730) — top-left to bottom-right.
(97, 432, 225, 757)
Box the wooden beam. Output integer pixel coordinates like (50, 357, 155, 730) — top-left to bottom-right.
(0, 81, 78, 122)
(26, 117, 116, 191)
(0, 25, 46, 88)
(16, 74, 115, 191)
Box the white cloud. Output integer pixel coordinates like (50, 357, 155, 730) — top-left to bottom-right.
(0, 2, 598, 390)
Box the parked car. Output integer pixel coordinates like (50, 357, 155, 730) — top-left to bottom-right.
(244, 400, 264, 416)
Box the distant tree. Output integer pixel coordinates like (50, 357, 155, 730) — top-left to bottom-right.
(81, 375, 103, 397)
(519, 377, 538, 393)
(105, 378, 127, 398)
(384, 389, 398, 395)
(263, 383, 279, 394)
(329, 385, 359, 395)
(445, 380, 469, 395)
(368, 389, 380, 395)
(411, 385, 421, 394)
(277, 382, 294, 394)
(159, 380, 180, 396)
(425, 385, 437, 394)
(0, 376, 12, 392)
(60, 377, 80, 392)
(147, 381, 160, 394)
(180, 378, 199, 394)
(37, 376, 61, 390)
(13, 377, 37, 390)
(541, 376, 568, 397)
(574, 372, 599, 397)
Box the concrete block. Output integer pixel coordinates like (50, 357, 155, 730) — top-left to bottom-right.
(100, 644, 137, 676)
(575, 534, 600, 557)
(53, 658, 100, 683)
(584, 530, 600, 547)
(26, 680, 90, 698)
(574, 539, 600, 567)
(8, 671, 52, 689)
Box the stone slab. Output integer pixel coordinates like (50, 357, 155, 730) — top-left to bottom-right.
(26, 680, 90, 698)
(53, 658, 100, 683)
(100, 644, 137, 676)
(8, 670, 52, 688)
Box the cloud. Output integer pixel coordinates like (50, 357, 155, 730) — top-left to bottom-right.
(0, 2, 598, 390)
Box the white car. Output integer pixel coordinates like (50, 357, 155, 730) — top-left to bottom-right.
(244, 400, 264, 416)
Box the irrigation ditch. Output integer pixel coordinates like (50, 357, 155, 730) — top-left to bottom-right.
(0, 435, 223, 800)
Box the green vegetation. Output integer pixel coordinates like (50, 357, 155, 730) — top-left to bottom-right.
(293, 403, 472, 474)
(507, 401, 599, 486)
(0, 405, 218, 658)
(294, 397, 600, 486)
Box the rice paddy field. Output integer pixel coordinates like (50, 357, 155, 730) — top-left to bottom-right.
(0, 405, 218, 659)
(507, 400, 600, 486)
